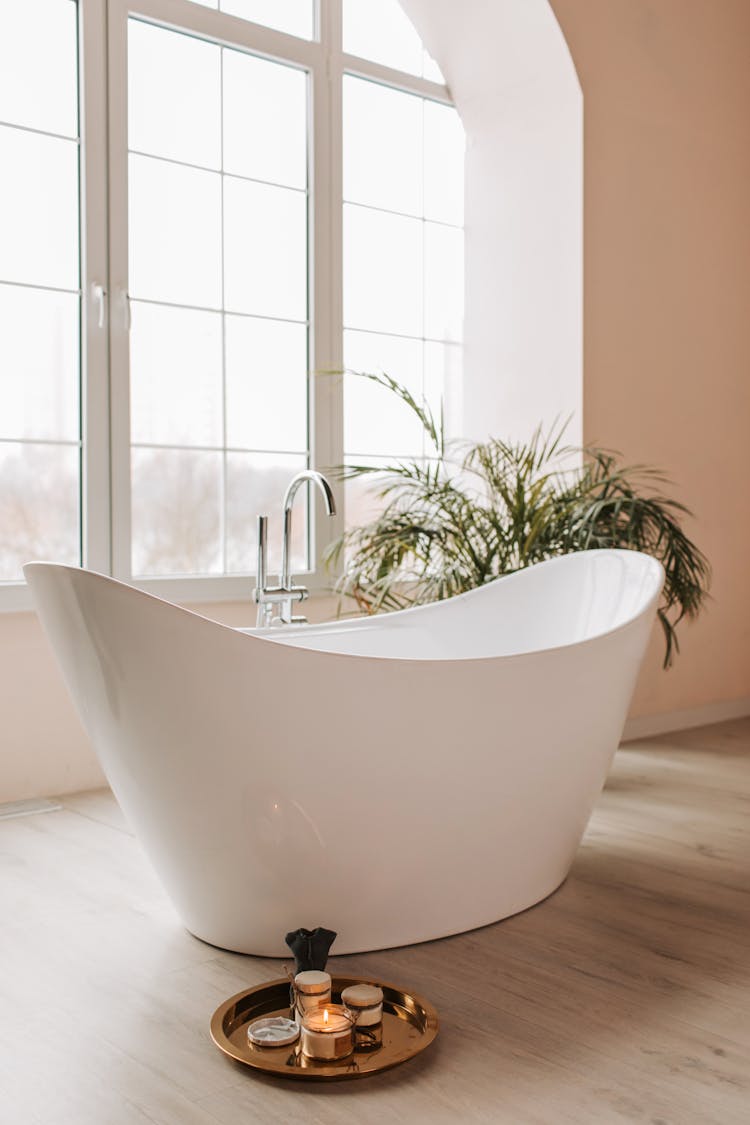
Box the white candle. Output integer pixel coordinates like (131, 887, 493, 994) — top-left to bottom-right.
(341, 983, 384, 1027)
(300, 1005, 354, 1060)
(293, 969, 332, 1026)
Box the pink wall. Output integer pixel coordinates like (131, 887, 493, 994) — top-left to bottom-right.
(550, 0, 750, 715)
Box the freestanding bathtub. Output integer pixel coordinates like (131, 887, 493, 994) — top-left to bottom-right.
(25, 548, 662, 956)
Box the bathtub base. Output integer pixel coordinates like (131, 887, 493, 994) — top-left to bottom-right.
(180, 872, 571, 958)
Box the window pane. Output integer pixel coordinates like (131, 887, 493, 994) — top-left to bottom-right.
(130, 303, 223, 447)
(344, 205, 422, 337)
(131, 448, 223, 576)
(129, 154, 222, 308)
(343, 331, 423, 457)
(226, 452, 307, 574)
(341, 78, 463, 491)
(0, 5, 81, 585)
(0, 443, 79, 582)
(343, 0, 424, 77)
(424, 223, 464, 343)
(0, 126, 79, 290)
(0, 0, 77, 137)
(343, 77, 422, 216)
(225, 316, 307, 452)
(223, 50, 306, 189)
(424, 101, 465, 226)
(223, 177, 307, 319)
(343, 456, 394, 536)
(129, 21, 221, 169)
(125, 21, 311, 581)
(220, 0, 314, 40)
(0, 287, 79, 441)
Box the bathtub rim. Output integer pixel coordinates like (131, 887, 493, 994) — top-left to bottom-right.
(23, 548, 664, 666)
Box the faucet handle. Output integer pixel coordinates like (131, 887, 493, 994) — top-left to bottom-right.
(256, 515, 268, 592)
(253, 515, 269, 625)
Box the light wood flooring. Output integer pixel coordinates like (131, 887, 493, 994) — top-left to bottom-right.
(1, 719, 749, 1124)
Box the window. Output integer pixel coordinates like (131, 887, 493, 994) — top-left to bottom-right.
(0, 0, 463, 608)
(342, 74, 464, 525)
(126, 21, 309, 578)
(0, 0, 81, 583)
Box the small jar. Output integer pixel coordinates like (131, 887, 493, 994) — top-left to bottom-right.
(300, 1004, 354, 1060)
(293, 970, 331, 1025)
(341, 983, 384, 1027)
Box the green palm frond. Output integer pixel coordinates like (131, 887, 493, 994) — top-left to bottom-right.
(324, 371, 710, 666)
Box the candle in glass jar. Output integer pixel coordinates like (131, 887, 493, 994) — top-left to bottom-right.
(293, 970, 331, 1025)
(341, 983, 384, 1027)
(300, 1005, 354, 1060)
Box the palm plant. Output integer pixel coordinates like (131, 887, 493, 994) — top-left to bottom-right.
(325, 371, 710, 667)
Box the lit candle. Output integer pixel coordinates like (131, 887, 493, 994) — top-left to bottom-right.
(300, 1004, 355, 1060)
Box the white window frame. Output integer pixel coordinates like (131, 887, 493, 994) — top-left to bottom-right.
(2, 0, 455, 611)
(1, 0, 110, 611)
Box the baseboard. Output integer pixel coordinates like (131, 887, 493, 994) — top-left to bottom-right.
(0, 798, 63, 820)
(622, 697, 750, 742)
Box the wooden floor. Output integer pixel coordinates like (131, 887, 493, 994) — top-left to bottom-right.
(1, 719, 749, 1124)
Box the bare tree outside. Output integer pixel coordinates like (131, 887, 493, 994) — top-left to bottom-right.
(131, 448, 308, 578)
(0, 444, 79, 581)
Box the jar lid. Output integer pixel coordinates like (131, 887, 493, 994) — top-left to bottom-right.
(341, 983, 383, 1009)
(247, 1017, 300, 1047)
(294, 970, 331, 994)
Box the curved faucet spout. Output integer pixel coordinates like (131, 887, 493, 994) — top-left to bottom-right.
(280, 470, 337, 594)
(282, 470, 336, 519)
(254, 470, 337, 627)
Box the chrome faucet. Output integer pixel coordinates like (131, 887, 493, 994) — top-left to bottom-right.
(253, 470, 337, 627)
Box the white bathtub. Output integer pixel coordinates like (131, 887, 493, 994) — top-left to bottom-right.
(25, 548, 662, 956)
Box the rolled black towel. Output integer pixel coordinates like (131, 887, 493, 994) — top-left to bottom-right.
(284, 927, 337, 972)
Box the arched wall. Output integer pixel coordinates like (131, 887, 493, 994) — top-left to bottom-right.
(401, 0, 583, 446)
(404, 0, 750, 731)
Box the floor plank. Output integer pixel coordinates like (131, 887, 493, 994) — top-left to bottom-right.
(1, 718, 748, 1123)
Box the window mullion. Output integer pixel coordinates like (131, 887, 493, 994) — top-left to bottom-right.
(310, 0, 344, 574)
(107, 0, 134, 580)
(340, 53, 453, 105)
(80, 0, 112, 576)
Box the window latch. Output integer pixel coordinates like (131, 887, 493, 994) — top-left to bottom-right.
(121, 288, 131, 332)
(91, 282, 107, 329)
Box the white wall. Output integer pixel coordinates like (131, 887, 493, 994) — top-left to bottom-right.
(402, 0, 583, 445)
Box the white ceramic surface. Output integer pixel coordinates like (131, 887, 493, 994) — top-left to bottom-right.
(24, 549, 663, 955)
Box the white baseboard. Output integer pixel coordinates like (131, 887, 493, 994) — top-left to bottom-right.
(622, 697, 750, 742)
(0, 797, 63, 820)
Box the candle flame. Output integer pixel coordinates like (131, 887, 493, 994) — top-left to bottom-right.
(323, 1009, 329, 1025)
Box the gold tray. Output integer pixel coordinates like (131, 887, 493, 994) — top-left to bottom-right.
(210, 975, 439, 1081)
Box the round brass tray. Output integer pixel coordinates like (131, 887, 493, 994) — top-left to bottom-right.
(210, 975, 439, 1081)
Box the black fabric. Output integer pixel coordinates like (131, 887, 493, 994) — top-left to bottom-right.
(284, 927, 337, 972)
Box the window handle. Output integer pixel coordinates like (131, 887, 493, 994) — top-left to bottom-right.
(91, 282, 107, 329)
(123, 289, 131, 332)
